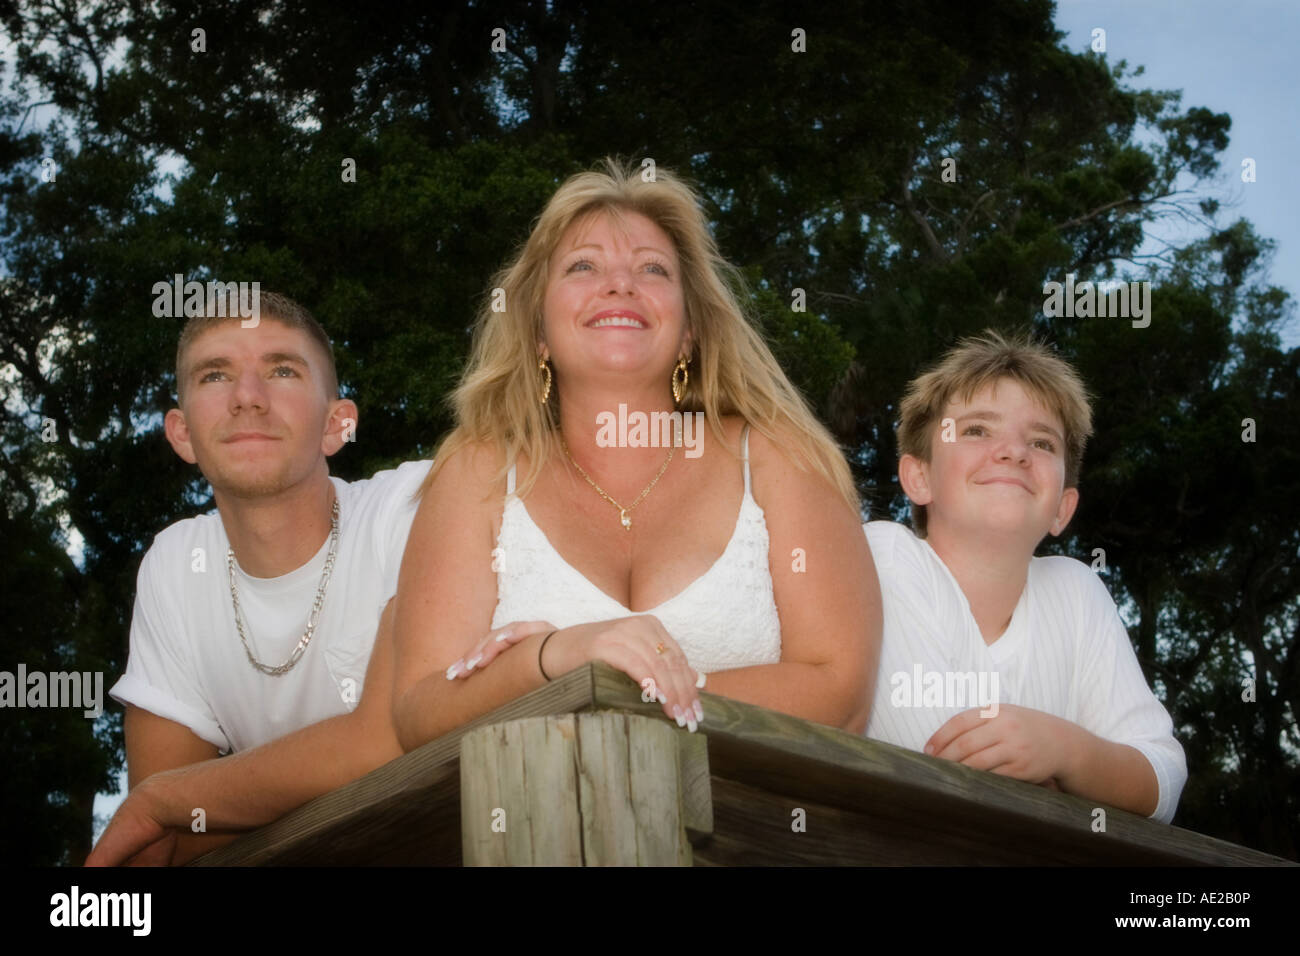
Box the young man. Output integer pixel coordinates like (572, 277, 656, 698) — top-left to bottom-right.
(863, 330, 1186, 823)
(89, 292, 434, 865)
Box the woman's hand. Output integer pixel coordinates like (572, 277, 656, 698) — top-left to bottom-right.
(543, 615, 706, 731)
(444, 620, 556, 680)
(450, 614, 706, 730)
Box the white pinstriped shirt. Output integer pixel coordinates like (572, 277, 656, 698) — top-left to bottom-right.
(863, 520, 1187, 823)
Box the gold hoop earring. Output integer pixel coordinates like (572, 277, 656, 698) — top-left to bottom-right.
(671, 356, 689, 405)
(538, 357, 552, 405)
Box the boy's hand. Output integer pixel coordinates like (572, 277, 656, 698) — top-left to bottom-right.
(925, 704, 1078, 787)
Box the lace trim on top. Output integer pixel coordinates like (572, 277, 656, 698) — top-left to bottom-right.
(490, 426, 781, 673)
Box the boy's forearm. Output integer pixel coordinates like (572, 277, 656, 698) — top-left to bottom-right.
(1057, 725, 1160, 818)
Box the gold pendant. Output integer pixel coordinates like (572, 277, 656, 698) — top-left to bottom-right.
(620, 508, 632, 530)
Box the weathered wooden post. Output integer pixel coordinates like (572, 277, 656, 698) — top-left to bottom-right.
(460, 712, 710, 866)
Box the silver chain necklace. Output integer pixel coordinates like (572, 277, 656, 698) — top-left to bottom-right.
(227, 497, 340, 676)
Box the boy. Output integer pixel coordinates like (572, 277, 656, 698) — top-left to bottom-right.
(90, 292, 434, 864)
(864, 330, 1186, 823)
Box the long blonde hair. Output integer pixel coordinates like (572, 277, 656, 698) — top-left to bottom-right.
(421, 157, 859, 513)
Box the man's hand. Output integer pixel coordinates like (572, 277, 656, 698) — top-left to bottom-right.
(121, 830, 180, 867)
(86, 776, 175, 867)
(924, 704, 1077, 787)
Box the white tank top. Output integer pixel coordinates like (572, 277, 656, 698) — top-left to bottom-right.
(490, 425, 782, 673)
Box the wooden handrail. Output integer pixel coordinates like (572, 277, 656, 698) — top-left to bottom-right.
(195, 663, 1293, 866)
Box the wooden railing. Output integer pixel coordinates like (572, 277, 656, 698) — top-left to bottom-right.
(195, 663, 1292, 866)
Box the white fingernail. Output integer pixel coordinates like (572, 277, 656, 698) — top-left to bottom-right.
(686, 717, 697, 733)
(693, 700, 704, 722)
(657, 693, 668, 705)
(494, 632, 511, 643)
(695, 673, 706, 689)
(445, 662, 463, 679)
(466, 655, 483, 670)
(674, 708, 686, 727)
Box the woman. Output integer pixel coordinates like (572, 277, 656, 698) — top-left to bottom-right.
(392, 159, 881, 750)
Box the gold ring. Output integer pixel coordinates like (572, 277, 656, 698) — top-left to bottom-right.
(655, 642, 666, 655)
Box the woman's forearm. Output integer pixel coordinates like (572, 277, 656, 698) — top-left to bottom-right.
(702, 660, 868, 731)
(394, 629, 553, 751)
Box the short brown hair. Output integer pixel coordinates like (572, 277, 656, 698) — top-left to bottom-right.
(175, 291, 339, 403)
(896, 329, 1093, 537)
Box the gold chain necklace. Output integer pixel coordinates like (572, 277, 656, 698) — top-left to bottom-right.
(559, 433, 674, 531)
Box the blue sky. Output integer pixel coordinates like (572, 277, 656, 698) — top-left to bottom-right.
(1053, 0, 1299, 344)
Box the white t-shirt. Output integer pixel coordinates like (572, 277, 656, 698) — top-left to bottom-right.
(863, 520, 1187, 824)
(110, 459, 432, 753)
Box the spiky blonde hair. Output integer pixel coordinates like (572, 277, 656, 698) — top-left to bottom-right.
(897, 329, 1093, 537)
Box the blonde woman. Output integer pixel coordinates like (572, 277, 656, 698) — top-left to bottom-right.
(392, 160, 881, 750)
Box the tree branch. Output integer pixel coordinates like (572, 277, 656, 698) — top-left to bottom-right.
(898, 147, 948, 263)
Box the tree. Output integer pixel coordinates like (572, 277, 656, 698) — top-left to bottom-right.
(0, 0, 1293, 862)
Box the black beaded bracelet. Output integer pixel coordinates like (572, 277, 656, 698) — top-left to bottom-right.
(537, 629, 559, 682)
